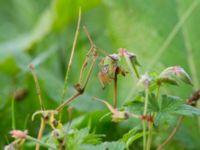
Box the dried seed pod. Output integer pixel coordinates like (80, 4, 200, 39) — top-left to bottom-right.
(98, 54, 119, 88)
(98, 53, 128, 88)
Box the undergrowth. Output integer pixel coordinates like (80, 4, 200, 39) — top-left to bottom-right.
(5, 9, 200, 150)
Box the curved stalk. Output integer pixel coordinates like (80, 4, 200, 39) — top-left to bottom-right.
(157, 116, 184, 150)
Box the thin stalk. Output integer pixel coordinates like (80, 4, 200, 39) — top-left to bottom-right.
(79, 47, 93, 83)
(56, 92, 81, 112)
(146, 121, 153, 150)
(157, 116, 184, 150)
(146, 84, 160, 150)
(11, 95, 16, 130)
(113, 68, 118, 108)
(143, 89, 149, 150)
(124, 56, 140, 79)
(27, 135, 56, 150)
(60, 8, 81, 119)
(35, 118, 45, 150)
(133, 64, 140, 79)
(57, 26, 98, 113)
(82, 52, 98, 90)
(29, 64, 44, 110)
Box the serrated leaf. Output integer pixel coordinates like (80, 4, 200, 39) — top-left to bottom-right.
(174, 104, 200, 116)
(159, 95, 183, 113)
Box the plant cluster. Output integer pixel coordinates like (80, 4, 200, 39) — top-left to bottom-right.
(5, 10, 200, 150)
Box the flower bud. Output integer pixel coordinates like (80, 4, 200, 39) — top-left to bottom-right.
(159, 66, 192, 85)
(138, 73, 152, 89)
(118, 48, 140, 66)
(51, 129, 65, 140)
(111, 110, 129, 122)
(10, 130, 27, 139)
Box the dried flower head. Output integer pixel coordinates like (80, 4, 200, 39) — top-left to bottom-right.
(98, 53, 126, 88)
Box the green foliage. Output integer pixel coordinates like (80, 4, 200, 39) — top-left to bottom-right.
(1, 0, 200, 150)
(120, 127, 143, 150)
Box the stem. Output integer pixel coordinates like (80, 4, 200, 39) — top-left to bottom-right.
(82, 52, 98, 90)
(56, 92, 81, 112)
(143, 89, 149, 150)
(57, 26, 98, 113)
(157, 116, 184, 150)
(35, 118, 45, 150)
(11, 95, 16, 130)
(133, 64, 140, 79)
(124, 56, 140, 79)
(146, 122, 153, 150)
(27, 136, 56, 150)
(79, 47, 93, 83)
(83, 26, 95, 47)
(113, 68, 118, 108)
(29, 64, 44, 110)
(60, 8, 81, 119)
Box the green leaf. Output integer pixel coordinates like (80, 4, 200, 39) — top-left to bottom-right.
(159, 95, 183, 113)
(82, 141, 126, 150)
(174, 104, 200, 116)
(120, 128, 143, 149)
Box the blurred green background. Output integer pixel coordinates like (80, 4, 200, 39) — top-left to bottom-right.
(0, 0, 200, 149)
